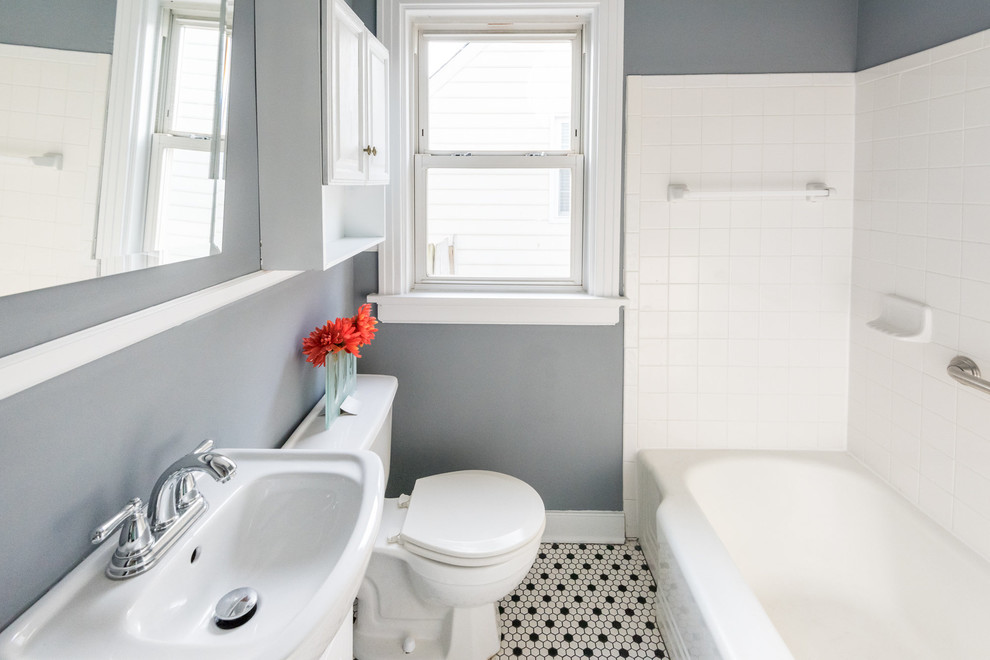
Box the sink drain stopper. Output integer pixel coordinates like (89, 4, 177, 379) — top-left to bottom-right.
(214, 587, 259, 629)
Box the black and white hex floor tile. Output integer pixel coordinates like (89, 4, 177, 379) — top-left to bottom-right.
(494, 541, 667, 659)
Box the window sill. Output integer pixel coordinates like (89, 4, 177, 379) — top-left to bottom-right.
(367, 292, 626, 325)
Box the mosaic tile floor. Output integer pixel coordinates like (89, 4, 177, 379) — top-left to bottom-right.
(494, 541, 667, 659)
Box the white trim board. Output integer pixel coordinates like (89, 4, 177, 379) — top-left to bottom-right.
(0, 270, 302, 401)
(542, 510, 626, 543)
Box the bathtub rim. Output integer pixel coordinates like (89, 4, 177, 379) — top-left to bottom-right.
(638, 447, 990, 660)
(639, 449, 794, 660)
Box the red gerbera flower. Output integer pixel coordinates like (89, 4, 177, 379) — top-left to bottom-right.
(302, 305, 379, 366)
(334, 316, 364, 356)
(354, 303, 379, 345)
(302, 322, 335, 367)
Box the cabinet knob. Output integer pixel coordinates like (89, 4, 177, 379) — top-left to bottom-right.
(363, 145, 378, 156)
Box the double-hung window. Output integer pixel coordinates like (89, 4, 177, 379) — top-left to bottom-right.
(145, 6, 231, 265)
(415, 31, 584, 289)
(374, 0, 624, 325)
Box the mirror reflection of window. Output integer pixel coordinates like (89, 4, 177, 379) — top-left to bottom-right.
(145, 8, 232, 267)
(0, 0, 235, 297)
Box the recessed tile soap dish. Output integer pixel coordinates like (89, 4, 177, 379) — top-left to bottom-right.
(866, 295, 932, 342)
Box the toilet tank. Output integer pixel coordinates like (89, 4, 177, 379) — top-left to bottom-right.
(282, 374, 397, 484)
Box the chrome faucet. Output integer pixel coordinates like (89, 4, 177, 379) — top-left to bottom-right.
(91, 439, 237, 579)
(148, 440, 237, 530)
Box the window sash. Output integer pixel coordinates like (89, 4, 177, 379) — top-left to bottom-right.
(145, 134, 221, 261)
(159, 16, 229, 138)
(413, 153, 584, 290)
(416, 29, 584, 156)
(146, 9, 230, 262)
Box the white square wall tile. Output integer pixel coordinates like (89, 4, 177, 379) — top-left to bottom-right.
(624, 70, 862, 538)
(641, 86, 671, 117)
(670, 88, 703, 117)
(966, 47, 990, 90)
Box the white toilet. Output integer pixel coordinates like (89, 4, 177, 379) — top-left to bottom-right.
(285, 375, 546, 660)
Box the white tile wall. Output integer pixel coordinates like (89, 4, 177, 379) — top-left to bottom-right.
(0, 44, 110, 296)
(624, 73, 856, 536)
(851, 30, 990, 562)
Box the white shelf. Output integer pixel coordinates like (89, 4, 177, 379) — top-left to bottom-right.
(866, 294, 932, 342)
(323, 236, 384, 270)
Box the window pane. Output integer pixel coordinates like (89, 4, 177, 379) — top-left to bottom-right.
(426, 39, 573, 152)
(154, 148, 223, 262)
(425, 168, 573, 279)
(170, 23, 223, 135)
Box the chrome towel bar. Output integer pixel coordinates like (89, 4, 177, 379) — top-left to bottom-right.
(947, 356, 990, 396)
(0, 152, 63, 170)
(667, 182, 830, 202)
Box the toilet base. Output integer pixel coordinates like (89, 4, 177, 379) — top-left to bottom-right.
(352, 498, 541, 660)
(353, 593, 500, 660)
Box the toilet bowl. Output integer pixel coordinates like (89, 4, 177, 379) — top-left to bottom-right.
(284, 375, 546, 660)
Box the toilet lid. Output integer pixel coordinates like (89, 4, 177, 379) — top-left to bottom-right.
(400, 470, 545, 562)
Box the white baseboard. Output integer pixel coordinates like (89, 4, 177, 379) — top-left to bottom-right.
(542, 511, 626, 544)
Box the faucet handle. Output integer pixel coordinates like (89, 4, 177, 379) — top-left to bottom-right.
(91, 498, 148, 545)
(192, 438, 214, 454)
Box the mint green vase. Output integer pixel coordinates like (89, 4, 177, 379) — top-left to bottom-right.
(325, 351, 357, 429)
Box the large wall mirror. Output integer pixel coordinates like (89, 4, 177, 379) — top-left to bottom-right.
(0, 0, 235, 298)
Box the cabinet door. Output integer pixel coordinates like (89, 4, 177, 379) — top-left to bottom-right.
(365, 36, 389, 183)
(327, 0, 366, 182)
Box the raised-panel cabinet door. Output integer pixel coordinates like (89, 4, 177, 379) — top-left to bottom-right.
(366, 37, 389, 183)
(328, 1, 366, 182)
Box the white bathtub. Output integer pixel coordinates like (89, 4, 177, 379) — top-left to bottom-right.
(637, 450, 990, 660)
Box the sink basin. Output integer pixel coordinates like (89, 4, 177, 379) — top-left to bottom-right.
(0, 449, 384, 659)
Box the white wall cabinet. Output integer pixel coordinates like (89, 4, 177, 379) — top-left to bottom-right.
(365, 37, 390, 183)
(326, 0, 389, 184)
(255, 0, 388, 272)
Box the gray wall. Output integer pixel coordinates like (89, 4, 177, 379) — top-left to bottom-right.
(0, 0, 260, 356)
(0, 0, 116, 53)
(358, 0, 863, 74)
(352, 256, 624, 511)
(624, 0, 859, 74)
(0, 0, 359, 630)
(359, 0, 990, 74)
(346, 0, 376, 35)
(856, 0, 990, 69)
(0, 269, 355, 629)
(367, 322, 623, 510)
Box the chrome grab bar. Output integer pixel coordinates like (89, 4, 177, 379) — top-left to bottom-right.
(947, 356, 990, 396)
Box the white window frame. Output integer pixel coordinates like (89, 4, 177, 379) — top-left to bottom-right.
(371, 0, 625, 325)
